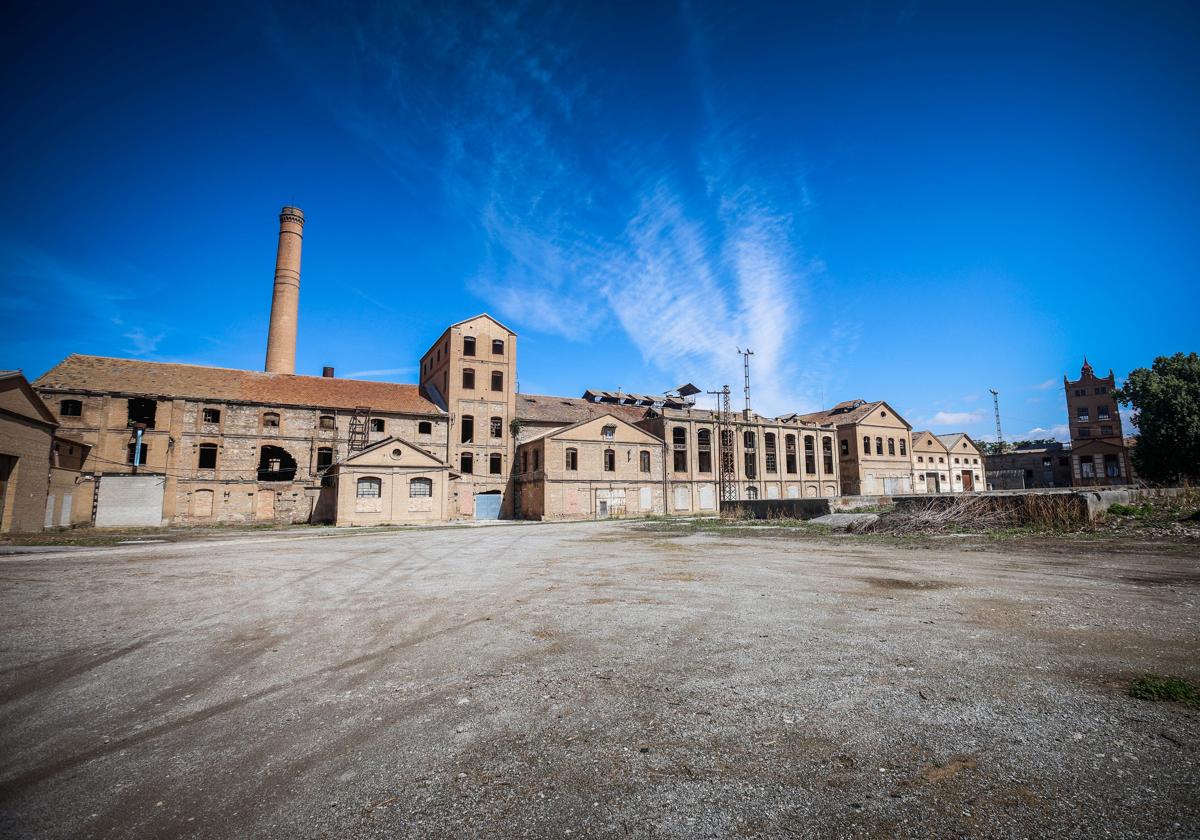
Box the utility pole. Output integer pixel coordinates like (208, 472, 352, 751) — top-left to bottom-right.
(706, 385, 737, 503)
(736, 348, 754, 419)
(989, 389, 1003, 451)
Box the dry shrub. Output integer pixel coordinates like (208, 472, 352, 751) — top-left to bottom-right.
(860, 493, 1088, 534)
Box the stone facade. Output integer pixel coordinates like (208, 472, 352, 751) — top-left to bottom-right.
(795, 400, 913, 496)
(514, 414, 666, 520)
(936, 433, 987, 492)
(910, 431, 952, 493)
(1064, 359, 1131, 487)
(0, 373, 58, 533)
(322, 437, 451, 525)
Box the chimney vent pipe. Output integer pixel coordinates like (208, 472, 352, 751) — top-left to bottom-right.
(322, 366, 335, 378)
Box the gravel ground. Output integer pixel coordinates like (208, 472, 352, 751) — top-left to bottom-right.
(0, 521, 1197, 839)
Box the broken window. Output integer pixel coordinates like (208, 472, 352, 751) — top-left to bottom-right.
(410, 477, 432, 497)
(127, 398, 157, 429)
(356, 477, 381, 498)
(565, 448, 578, 470)
(491, 371, 504, 392)
(127, 442, 148, 465)
(805, 435, 816, 474)
(672, 427, 687, 472)
(461, 415, 474, 443)
(840, 438, 849, 457)
(370, 418, 385, 433)
(744, 451, 757, 478)
(697, 429, 712, 473)
(785, 434, 798, 474)
(604, 425, 617, 441)
(1080, 455, 1095, 478)
(823, 437, 834, 474)
(743, 431, 756, 449)
(463, 368, 475, 389)
(764, 433, 777, 473)
(197, 443, 217, 469)
(202, 407, 221, 424)
(490, 416, 503, 438)
(460, 452, 474, 474)
(862, 436, 870, 455)
(418, 421, 432, 436)
(463, 336, 476, 356)
(640, 450, 651, 472)
(490, 453, 502, 475)
(262, 412, 280, 429)
(60, 399, 82, 417)
(316, 447, 333, 471)
(887, 438, 896, 456)
(604, 449, 616, 471)
(257, 445, 297, 481)
(875, 437, 883, 456)
(492, 339, 504, 355)
(746, 486, 758, 500)
(899, 439, 907, 457)
(319, 415, 336, 430)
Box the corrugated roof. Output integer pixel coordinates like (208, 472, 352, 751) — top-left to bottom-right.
(517, 394, 648, 425)
(34, 355, 442, 416)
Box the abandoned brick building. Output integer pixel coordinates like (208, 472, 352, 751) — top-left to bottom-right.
(1064, 359, 1132, 486)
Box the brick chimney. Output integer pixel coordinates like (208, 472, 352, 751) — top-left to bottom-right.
(264, 206, 304, 374)
(322, 366, 335, 378)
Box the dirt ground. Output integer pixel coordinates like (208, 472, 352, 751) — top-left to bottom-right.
(1, 521, 1197, 839)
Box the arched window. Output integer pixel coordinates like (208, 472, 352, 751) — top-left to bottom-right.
(697, 429, 712, 473)
(764, 433, 777, 473)
(822, 437, 834, 474)
(491, 371, 504, 392)
(418, 421, 432, 436)
(489, 453, 502, 474)
(640, 450, 651, 472)
(59, 399, 82, 417)
(197, 443, 218, 469)
(490, 416, 503, 438)
(409, 477, 432, 497)
(461, 415, 474, 443)
(565, 448, 578, 470)
(603, 449, 616, 471)
(462, 368, 475, 389)
(887, 438, 896, 456)
(492, 339, 505, 355)
(785, 434, 798, 474)
(899, 439, 907, 457)
(460, 452, 474, 473)
(463, 335, 476, 356)
(875, 437, 883, 455)
(262, 411, 280, 429)
(743, 431, 756, 449)
(319, 414, 336, 430)
(863, 436, 871, 455)
(804, 435, 816, 474)
(746, 486, 759, 500)
(257, 445, 296, 480)
(356, 477, 381, 498)
(672, 427, 687, 472)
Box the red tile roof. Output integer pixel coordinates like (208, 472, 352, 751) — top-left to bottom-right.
(34, 355, 442, 416)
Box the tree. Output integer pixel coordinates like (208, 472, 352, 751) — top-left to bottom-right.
(1115, 352, 1200, 484)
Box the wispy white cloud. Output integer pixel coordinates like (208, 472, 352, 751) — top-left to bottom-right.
(921, 409, 985, 427)
(343, 366, 415, 379)
(1034, 378, 1058, 390)
(123, 328, 165, 356)
(1021, 424, 1070, 441)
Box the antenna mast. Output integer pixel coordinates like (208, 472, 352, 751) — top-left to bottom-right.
(989, 389, 1003, 449)
(737, 348, 754, 419)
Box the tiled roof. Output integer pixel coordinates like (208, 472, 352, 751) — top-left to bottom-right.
(793, 400, 886, 426)
(516, 394, 648, 425)
(34, 355, 442, 416)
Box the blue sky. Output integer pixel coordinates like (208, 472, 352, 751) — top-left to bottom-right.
(2, 2, 1197, 441)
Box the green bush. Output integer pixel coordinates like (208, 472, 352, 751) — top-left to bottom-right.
(1128, 675, 1200, 708)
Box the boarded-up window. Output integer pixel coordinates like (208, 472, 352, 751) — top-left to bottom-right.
(193, 489, 214, 517)
(319, 415, 335, 429)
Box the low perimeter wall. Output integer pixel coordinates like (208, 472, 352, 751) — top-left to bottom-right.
(719, 498, 833, 520)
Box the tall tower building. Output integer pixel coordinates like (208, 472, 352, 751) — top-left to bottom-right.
(419, 315, 518, 518)
(1063, 358, 1131, 485)
(264, 206, 304, 374)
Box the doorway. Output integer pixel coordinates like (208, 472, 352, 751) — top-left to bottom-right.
(474, 491, 501, 520)
(962, 471, 974, 491)
(925, 472, 940, 493)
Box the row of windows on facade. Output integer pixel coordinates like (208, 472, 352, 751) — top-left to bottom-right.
(1075, 425, 1115, 438)
(458, 369, 505, 392)
(1071, 386, 1109, 397)
(855, 435, 907, 458)
(458, 452, 505, 475)
(1075, 405, 1113, 422)
(1079, 453, 1121, 478)
(669, 428, 836, 477)
(459, 415, 506, 443)
(355, 476, 432, 497)
(520, 447, 653, 475)
(426, 336, 506, 371)
(60, 399, 437, 438)
(917, 472, 979, 483)
(915, 455, 980, 465)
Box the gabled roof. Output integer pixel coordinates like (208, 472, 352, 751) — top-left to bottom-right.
(936, 433, 981, 453)
(518, 411, 663, 447)
(517, 393, 649, 425)
(794, 400, 911, 430)
(448, 313, 516, 336)
(911, 430, 949, 452)
(337, 435, 449, 468)
(0, 371, 59, 427)
(34, 355, 443, 416)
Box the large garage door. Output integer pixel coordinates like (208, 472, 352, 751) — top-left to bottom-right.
(95, 474, 165, 527)
(474, 492, 501, 520)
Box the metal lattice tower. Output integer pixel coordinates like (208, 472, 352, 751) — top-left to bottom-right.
(707, 385, 737, 503)
(348, 406, 372, 452)
(989, 389, 1003, 448)
(737, 348, 754, 419)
